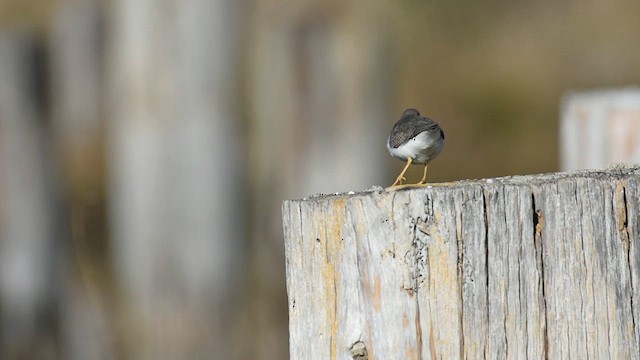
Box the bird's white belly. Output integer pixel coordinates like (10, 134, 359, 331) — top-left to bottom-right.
(387, 131, 443, 164)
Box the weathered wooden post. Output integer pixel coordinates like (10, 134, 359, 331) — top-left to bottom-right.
(561, 88, 640, 171)
(283, 167, 640, 359)
(108, 0, 243, 357)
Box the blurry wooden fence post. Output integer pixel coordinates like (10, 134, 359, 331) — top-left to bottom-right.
(0, 33, 56, 359)
(108, 0, 243, 358)
(282, 168, 640, 359)
(49, 3, 113, 358)
(561, 88, 640, 171)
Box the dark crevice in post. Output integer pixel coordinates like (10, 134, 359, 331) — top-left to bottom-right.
(620, 185, 637, 345)
(603, 186, 613, 354)
(532, 192, 548, 359)
(531, 193, 539, 242)
(298, 202, 305, 251)
(482, 189, 490, 359)
(424, 191, 435, 218)
(518, 189, 528, 360)
(619, 184, 630, 248)
(502, 190, 509, 358)
(349, 341, 368, 359)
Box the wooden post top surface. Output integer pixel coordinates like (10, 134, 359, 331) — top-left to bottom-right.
(285, 163, 640, 204)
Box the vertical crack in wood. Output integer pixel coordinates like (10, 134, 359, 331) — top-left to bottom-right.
(519, 189, 528, 360)
(532, 192, 548, 359)
(456, 197, 465, 359)
(575, 183, 589, 357)
(618, 183, 637, 346)
(298, 202, 304, 246)
(602, 186, 613, 355)
(482, 189, 490, 359)
(502, 189, 509, 358)
(411, 191, 438, 359)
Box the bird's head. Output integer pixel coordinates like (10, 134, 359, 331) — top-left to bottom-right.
(401, 108, 420, 118)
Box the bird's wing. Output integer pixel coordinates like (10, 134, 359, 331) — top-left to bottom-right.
(389, 117, 439, 148)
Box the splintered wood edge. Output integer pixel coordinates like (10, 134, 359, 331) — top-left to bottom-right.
(285, 164, 640, 204)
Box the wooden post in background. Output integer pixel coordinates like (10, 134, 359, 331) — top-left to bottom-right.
(561, 88, 640, 171)
(0, 33, 57, 359)
(49, 3, 114, 358)
(283, 167, 640, 359)
(107, 0, 244, 357)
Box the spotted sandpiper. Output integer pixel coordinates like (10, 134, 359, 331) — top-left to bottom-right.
(387, 108, 445, 186)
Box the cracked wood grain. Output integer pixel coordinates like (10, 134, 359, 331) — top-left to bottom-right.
(283, 167, 640, 359)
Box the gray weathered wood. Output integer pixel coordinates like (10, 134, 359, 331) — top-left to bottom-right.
(561, 88, 640, 171)
(283, 166, 640, 359)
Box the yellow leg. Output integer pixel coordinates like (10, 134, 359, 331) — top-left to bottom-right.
(391, 158, 413, 186)
(417, 164, 428, 184)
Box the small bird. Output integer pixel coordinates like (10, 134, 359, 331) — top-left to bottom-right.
(387, 108, 445, 186)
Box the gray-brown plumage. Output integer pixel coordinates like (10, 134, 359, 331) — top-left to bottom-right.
(387, 108, 445, 186)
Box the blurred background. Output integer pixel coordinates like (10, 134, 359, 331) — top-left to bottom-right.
(1, 0, 640, 359)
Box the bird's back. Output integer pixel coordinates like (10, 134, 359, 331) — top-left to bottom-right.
(387, 108, 444, 164)
(388, 111, 440, 149)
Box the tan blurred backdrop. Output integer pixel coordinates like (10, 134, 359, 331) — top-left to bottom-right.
(1, 0, 639, 359)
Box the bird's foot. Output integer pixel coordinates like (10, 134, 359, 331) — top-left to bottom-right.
(390, 176, 406, 187)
